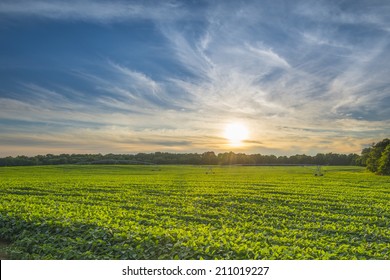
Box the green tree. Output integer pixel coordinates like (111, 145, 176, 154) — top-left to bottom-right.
(357, 147, 371, 166)
(377, 144, 390, 175)
(366, 139, 390, 173)
(201, 151, 218, 165)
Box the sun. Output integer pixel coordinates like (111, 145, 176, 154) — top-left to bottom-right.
(224, 123, 249, 146)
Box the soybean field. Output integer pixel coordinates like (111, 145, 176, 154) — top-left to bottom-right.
(0, 165, 389, 259)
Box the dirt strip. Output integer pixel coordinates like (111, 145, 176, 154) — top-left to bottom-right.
(0, 240, 11, 260)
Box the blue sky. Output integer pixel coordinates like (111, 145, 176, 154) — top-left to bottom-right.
(0, 0, 389, 156)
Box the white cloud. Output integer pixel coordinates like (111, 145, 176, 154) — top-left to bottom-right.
(294, 0, 390, 29)
(0, 0, 186, 22)
(245, 43, 291, 69)
(301, 32, 352, 50)
(109, 62, 161, 94)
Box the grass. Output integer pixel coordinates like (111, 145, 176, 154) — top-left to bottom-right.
(0, 165, 389, 259)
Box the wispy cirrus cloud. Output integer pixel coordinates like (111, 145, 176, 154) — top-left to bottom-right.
(294, 0, 390, 32)
(156, 1, 390, 152)
(0, 0, 389, 156)
(0, 0, 187, 23)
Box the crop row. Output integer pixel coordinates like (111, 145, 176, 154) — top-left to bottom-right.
(0, 165, 389, 259)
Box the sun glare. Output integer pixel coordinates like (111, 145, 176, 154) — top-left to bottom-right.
(224, 123, 249, 146)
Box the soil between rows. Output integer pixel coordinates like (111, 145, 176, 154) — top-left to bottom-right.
(0, 239, 11, 260)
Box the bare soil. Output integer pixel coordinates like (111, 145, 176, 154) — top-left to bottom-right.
(0, 240, 11, 260)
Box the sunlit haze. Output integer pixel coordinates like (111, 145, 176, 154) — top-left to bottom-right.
(224, 123, 249, 146)
(0, 0, 389, 156)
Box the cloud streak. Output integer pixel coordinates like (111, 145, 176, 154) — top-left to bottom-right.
(0, 0, 186, 23)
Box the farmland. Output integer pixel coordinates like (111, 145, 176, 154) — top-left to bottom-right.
(0, 165, 389, 259)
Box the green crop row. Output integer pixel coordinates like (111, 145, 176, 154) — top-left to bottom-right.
(0, 165, 389, 259)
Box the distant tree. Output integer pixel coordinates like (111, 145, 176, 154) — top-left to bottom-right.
(201, 151, 218, 165)
(277, 155, 288, 164)
(218, 152, 238, 165)
(357, 147, 371, 166)
(377, 144, 390, 175)
(348, 153, 360, 166)
(314, 153, 326, 165)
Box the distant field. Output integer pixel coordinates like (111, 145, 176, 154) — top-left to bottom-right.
(0, 165, 389, 259)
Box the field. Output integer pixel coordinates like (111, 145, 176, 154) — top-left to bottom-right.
(0, 165, 389, 260)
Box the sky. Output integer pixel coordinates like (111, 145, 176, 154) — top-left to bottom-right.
(0, 0, 389, 157)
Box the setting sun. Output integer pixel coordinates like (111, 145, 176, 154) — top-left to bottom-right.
(224, 123, 249, 146)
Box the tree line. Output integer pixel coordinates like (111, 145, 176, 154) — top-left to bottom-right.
(2, 139, 389, 174)
(0, 151, 361, 167)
